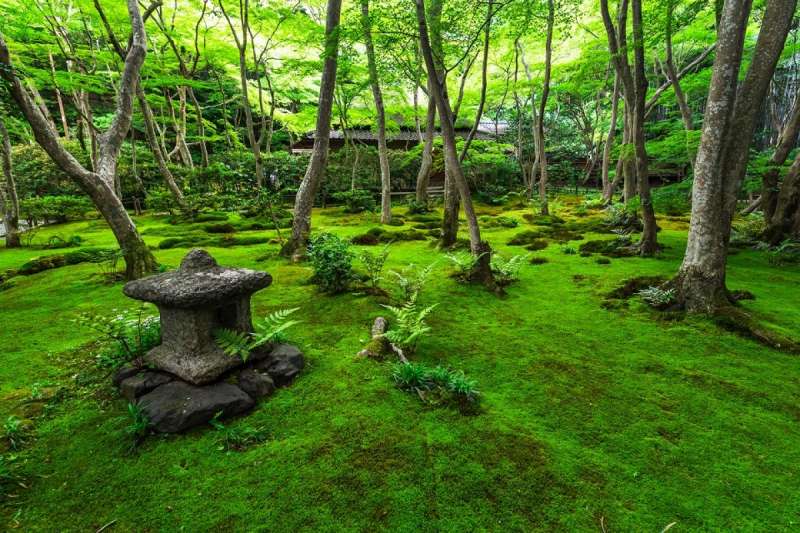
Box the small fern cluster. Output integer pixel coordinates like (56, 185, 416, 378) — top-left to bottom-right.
(214, 308, 301, 361)
(637, 286, 676, 308)
(446, 251, 480, 277)
(381, 296, 436, 353)
(490, 254, 529, 284)
(389, 262, 435, 302)
(391, 362, 480, 409)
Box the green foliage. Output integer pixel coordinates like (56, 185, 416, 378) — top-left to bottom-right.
(332, 189, 376, 214)
(20, 196, 94, 224)
(637, 286, 676, 308)
(214, 308, 301, 362)
(75, 307, 161, 369)
(211, 420, 271, 452)
(391, 362, 480, 409)
(124, 403, 149, 452)
(42, 234, 84, 249)
(145, 188, 177, 214)
(308, 233, 353, 293)
(446, 251, 480, 278)
(651, 179, 693, 216)
(17, 247, 119, 275)
(358, 245, 390, 290)
(767, 240, 800, 266)
(381, 296, 436, 353)
(2, 416, 26, 451)
(389, 262, 435, 302)
(490, 254, 529, 285)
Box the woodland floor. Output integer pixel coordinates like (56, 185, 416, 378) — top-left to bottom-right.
(1, 197, 799, 531)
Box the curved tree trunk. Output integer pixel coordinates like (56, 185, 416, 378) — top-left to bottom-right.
(281, 0, 342, 259)
(361, 0, 392, 224)
(762, 93, 800, 222)
(0, 0, 157, 279)
(417, 0, 495, 288)
(0, 117, 21, 248)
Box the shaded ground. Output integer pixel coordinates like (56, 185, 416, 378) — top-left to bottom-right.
(1, 199, 799, 531)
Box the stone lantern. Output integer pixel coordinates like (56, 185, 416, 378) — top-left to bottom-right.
(123, 248, 272, 385)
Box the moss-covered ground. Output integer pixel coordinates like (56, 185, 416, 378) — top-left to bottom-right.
(1, 198, 799, 531)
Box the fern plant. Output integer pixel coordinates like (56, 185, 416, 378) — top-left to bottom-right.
(381, 296, 436, 353)
(491, 254, 529, 284)
(389, 262, 435, 302)
(214, 308, 301, 362)
(446, 252, 478, 277)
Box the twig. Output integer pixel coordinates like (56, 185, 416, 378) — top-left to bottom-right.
(96, 520, 117, 533)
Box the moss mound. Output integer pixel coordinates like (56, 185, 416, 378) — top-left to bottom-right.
(606, 275, 668, 300)
(579, 238, 638, 257)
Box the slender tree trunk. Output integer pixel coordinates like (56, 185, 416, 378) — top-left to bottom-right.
(765, 152, 800, 243)
(360, 0, 392, 224)
(459, 0, 493, 164)
(0, 117, 21, 248)
(762, 93, 800, 221)
(415, 90, 436, 204)
(281, 0, 342, 259)
(602, 73, 620, 203)
(536, 0, 554, 215)
(417, 0, 495, 288)
(620, 107, 636, 202)
(630, 0, 658, 255)
(48, 52, 70, 140)
(188, 87, 209, 168)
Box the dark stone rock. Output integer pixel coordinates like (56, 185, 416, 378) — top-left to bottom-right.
(137, 381, 254, 433)
(112, 365, 140, 387)
(254, 344, 305, 386)
(119, 371, 173, 402)
(237, 369, 275, 399)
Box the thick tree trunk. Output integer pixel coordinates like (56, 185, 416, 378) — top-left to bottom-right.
(415, 93, 436, 204)
(417, 0, 494, 288)
(281, 0, 342, 259)
(441, 167, 460, 247)
(360, 0, 392, 224)
(0, 117, 21, 248)
(673, 0, 795, 312)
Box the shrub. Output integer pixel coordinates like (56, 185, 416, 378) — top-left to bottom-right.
(389, 262, 435, 302)
(767, 240, 800, 266)
(43, 234, 84, 249)
(20, 195, 94, 224)
(75, 307, 161, 369)
(358, 245, 390, 290)
(17, 247, 118, 275)
(145, 188, 176, 214)
(332, 189, 376, 213)
(406, 199, 430, 215)
(308, 233, 353, 293)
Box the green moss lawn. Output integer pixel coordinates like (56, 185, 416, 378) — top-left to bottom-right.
(1, 199, 799, 531)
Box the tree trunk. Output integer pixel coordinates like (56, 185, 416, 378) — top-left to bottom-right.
(672, 0, 795, 312)
(458, 0, 493, 164)
(765, 152, 800, 243)
(281, 0, 342, 259)
(0, 0, 157, 279)
(415, 91, 436, 204)
(417, 0, 495, 288)
(0, 117, 21, 248)
(360, 0, 392, 224)
(536, 0, 554, 215)
(602, 73, 620, 203)
(762, 93, 800, 222)
(48, 52, 70, 140)
(188, 87, 209, 168)
(630, 0, 658, 256)
(137, 88, 186, 207)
